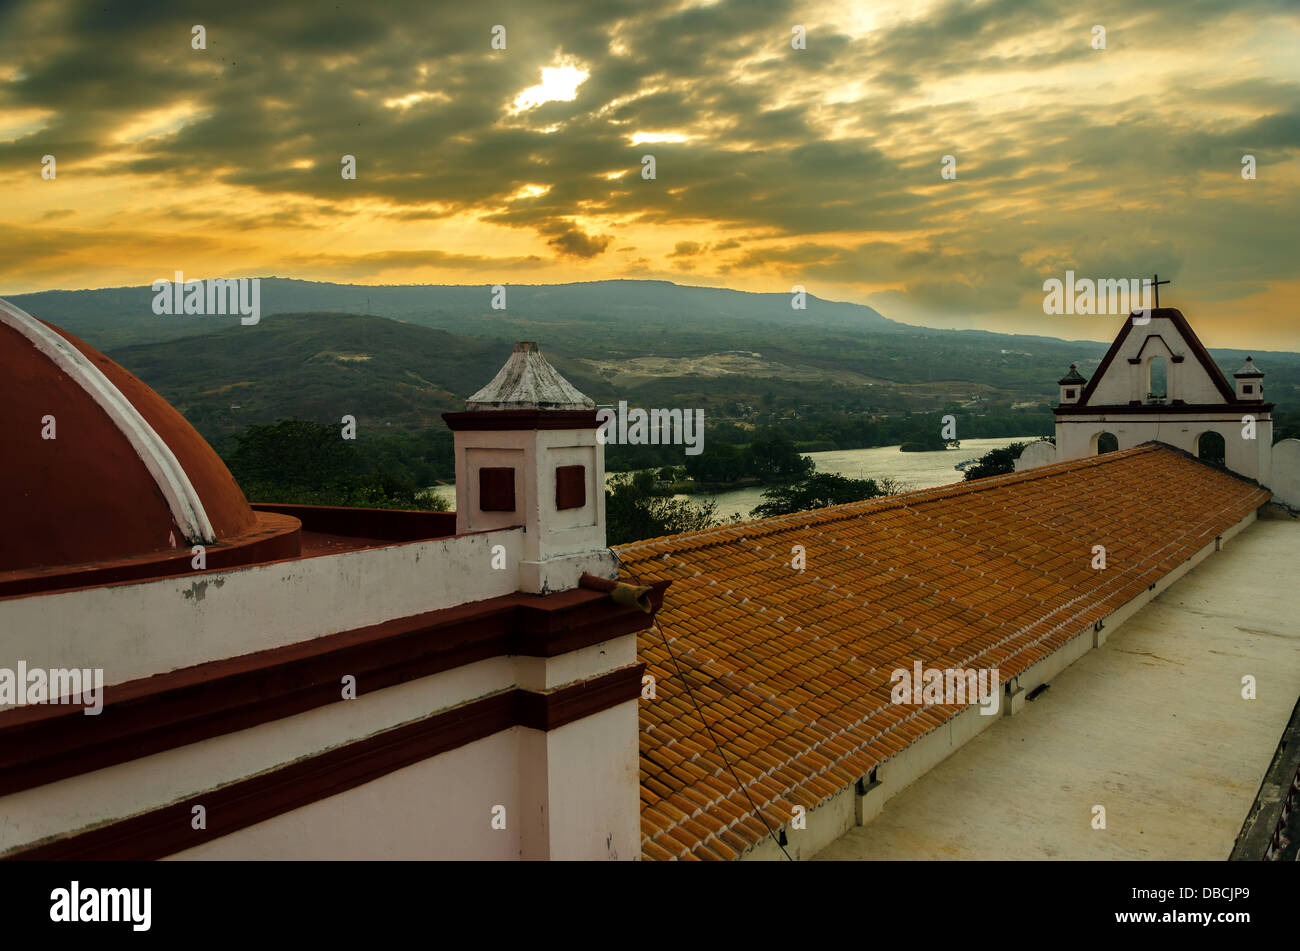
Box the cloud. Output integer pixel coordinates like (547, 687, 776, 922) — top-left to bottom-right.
(667, 241, 705, 258)
(0, 0, 1294, 341)
(541, 223, 614, 259)
(283, 248, 549, 276)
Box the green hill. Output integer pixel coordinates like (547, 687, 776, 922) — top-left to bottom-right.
(10, 280, 1297, 458)
(106, 313, 525, 447)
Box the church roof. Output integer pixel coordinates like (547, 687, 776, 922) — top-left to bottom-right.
(619, 444, 1269, 860)
(1058, 363, 1086, 385)
(1233, 356, 1263, 378)
(465, 341, 593, 410)
(0, 298, 298, 592)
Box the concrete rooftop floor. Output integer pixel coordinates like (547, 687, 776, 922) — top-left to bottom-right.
(816, 516, 1300, 861)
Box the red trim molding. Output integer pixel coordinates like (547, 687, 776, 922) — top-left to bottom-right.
(249, 503, 457, 541)
(0, 512, 302, 600)
(1055, 402, 1274, 416)
(6, 665, 645, 861)
(516, 663, 644, 731)
(0, 581, 669, 798)
(443, 409, 598, 431)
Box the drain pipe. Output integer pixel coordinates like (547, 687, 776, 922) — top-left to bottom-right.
(579, 573, 655, 614)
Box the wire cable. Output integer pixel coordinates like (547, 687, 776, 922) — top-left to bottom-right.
(620, 552, 794, 860)
(649, 612, 794, 861)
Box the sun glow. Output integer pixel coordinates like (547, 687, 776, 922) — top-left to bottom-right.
(511, 63, 589, 113)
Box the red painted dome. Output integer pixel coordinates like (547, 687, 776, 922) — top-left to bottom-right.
(0, 299, 298, 594)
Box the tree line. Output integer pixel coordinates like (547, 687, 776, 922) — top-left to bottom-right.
(216, 419, 1055, 542)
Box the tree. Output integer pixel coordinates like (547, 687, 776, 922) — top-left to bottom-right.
(900, 433, 957, 452)
(605, 473, 719, 545)
(745, 430, 814, 483)
(962, 441, 1030, 481)
(684, 441, 746, 483)
(224, 418, 445, 510)
(227, 419, 360, 488)
(752, 472, 884, 518)
(876, 476, 907, 496)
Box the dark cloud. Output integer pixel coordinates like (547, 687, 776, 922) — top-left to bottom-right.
(667, 241, 704, 258)
(282, 248, 549, 276)
(541, 223, 613, 259)
(0, 0, 1294, 331)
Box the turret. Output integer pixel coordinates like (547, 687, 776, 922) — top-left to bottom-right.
(1058, 364, 1086, 405)
(1233, 356, 1263, 402)
(442, 341, 613, 594)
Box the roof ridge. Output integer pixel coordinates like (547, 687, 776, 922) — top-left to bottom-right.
(1134, 439, 1270, 492)
(617, 444, 1163, 559)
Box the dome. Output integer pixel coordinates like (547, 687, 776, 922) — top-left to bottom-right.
(0, 298, 298, 593)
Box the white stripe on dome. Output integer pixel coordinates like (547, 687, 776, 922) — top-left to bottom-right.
(0, 297, 215, 544)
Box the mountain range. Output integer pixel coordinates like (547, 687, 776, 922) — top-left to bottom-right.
(7, 279, 1297, 449)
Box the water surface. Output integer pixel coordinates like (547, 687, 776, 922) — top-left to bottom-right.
(425, 435, 1041, 519)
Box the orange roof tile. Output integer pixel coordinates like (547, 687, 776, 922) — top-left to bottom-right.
(621, 444, 1269, 859)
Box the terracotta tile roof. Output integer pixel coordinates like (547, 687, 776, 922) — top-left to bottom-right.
(618, 444, 1269, 860)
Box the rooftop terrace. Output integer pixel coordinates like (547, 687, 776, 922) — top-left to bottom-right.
(815, 515, 1300, 860)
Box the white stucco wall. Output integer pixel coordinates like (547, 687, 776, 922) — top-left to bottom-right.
(1271, 439, 1300, 510)
(454, 428, 605, 559)
(1014, 440, 1058, 471)
(170, 701, 644, 861)
(453, 427, 613, 593)
(1055, 414, 1271, 484)
(1, 641, 646, 860)
(0, 528, 525, 689)
(1086, 316, 1226, 406)
(168, 728, 526, 860)
(0, 652, 507, 854)
(518, 699, 642, 860)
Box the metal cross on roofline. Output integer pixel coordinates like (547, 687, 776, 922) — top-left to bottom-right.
(1144, 273, 1171, 308)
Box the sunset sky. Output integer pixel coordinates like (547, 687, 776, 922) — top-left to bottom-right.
(1, 0, 1297, 347)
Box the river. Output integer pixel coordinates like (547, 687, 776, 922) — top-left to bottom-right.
(425, 436, 1039, 520)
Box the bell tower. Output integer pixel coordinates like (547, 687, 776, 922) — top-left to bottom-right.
(1052, 308, 1273, 485)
